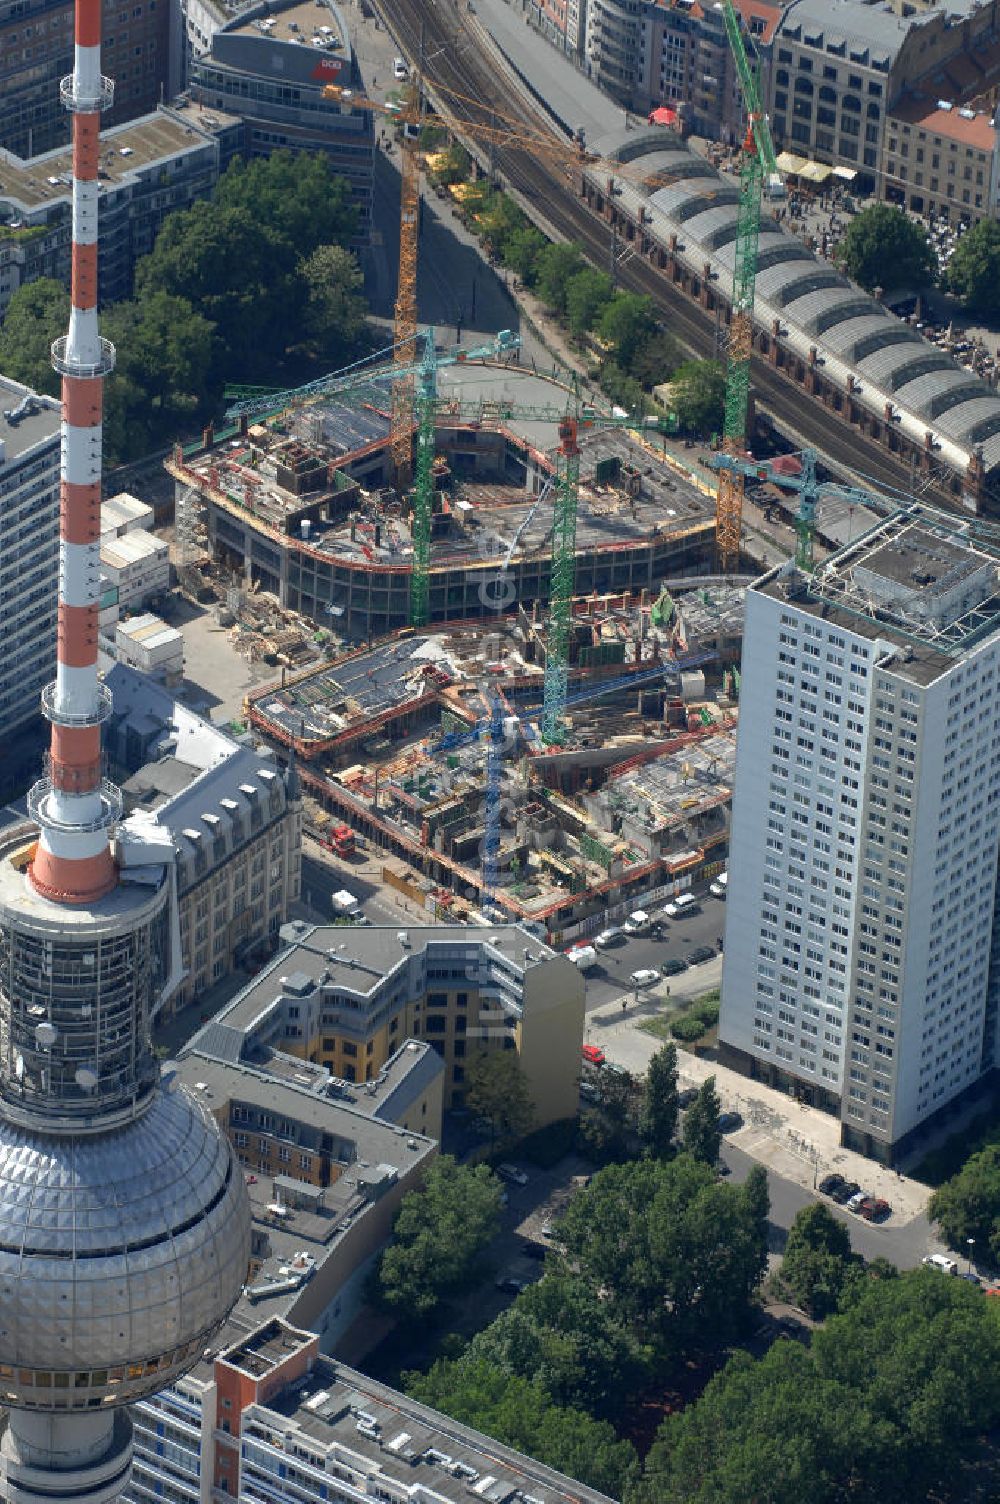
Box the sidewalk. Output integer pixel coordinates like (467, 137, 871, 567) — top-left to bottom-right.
(586, 986, 932, 1226)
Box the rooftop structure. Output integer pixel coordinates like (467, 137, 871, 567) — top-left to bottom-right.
(0, 5, 250, 1501)
(581, 125, 1000, 506)
(722, 503, 1000, 1162)
(130, 1316, 615, 1504)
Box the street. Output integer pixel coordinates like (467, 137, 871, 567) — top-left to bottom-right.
(581, 892, 728, 1011)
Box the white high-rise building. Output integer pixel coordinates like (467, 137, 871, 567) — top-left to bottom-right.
(721, 510, 1000, 1164)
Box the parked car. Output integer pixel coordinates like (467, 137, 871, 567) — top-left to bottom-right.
(718, 1111, 744, 1133)
(689, 944, 716, 965)
(595, 927, 624, 949)
(602, 1062, 631, 1080)
(710, 872, 728, 898)
(623, 910, 651, 935)
(348, 909, 370, 925)
(922, 1253, 959, 1275)
(846, 1191, 870, 1213)
(496, 1163, 529, 1187)
(818, 1173, 846, 1197)
(393, 55, 409, 79)
(629, 968, 660, 988)
(678, 1087, 699, 1109)
(861, 1198, 891, 1221)
(663, 894, 699, 918)
(579, 1079, 601, 1103)
(830, 1180, 860, 1204)
(582, 1044, 606, 1067)
(661, 956, 689, 976)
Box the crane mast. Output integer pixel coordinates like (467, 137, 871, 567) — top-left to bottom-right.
(717, 0, 782, 573)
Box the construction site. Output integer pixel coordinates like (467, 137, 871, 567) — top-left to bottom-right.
(243, 585, 744, 944)
(167, 362, 721, 644)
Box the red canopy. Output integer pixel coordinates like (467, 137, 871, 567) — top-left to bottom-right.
(648, 106, 679, 127)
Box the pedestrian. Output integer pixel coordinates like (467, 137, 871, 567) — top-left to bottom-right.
(621, 997, 628, 1016)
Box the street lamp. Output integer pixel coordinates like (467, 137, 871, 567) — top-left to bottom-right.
(968, 1238, 976, 1276)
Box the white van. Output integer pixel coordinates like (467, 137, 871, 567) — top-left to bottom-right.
(663, 893, 698, 918)
(393, 56, 408, 79)
(569, 945, 599, 973)
(623, 910, 650, 935)
(922, 1253, 958, 1275)
(710, 871, 728, 898)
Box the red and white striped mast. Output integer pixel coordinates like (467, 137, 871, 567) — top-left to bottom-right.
(28, 0, 120, 906)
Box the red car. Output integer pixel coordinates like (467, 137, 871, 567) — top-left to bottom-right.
(582, 1044, 606, 1067)
(860, 1197, 891, 1222)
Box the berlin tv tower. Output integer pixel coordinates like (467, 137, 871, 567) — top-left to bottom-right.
(0, 1, 251, 1499)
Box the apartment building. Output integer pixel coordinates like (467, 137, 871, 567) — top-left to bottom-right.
(105, 664, 302, 1011)
(129, 1317, 615, 1504)
(0, 0, 175, 159)
(720, 512, 1000, 1164)
(584, 0, 778, 134)
(0, 379, 60, 752)
(194, 918, 586, 1127)
(882, 98, 1000, 223)
(188, 0, 374, 242)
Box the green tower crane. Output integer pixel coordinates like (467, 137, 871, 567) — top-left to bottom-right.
(224, 329, 520, 628)
(716, 0, 783, 574)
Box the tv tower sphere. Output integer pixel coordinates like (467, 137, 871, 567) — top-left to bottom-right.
(0, 0, 251, 1498)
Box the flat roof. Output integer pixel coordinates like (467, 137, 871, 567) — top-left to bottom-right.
(0, 378, 60, 462)
(196, 920, 558, 1040)
(232, 0, 348, 47)
(237, 1345, 616, 1504)
(0, 106, 237, 215)
(756, 505, 1000, 681)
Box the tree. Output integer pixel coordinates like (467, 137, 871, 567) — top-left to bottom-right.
(553, 1155, 767, 1352)
(630, 328, 682, 391)
(429, 142, 471, 187)
(0, 278, 68, 397)
(467, 1273, 649, 1420)
(299, 244, 367, 361)
(565, 268, 613, 337)
(635, 1342, 886, 1504)
(373, 1156, 503, 1318)
(135, 202, 304, 379)
(835, 204, 935, 294)
(929, 1141, 1000, 1264)
(101, 291, 216, 464)
(534, 242, 585, 314)
(636, 1269, 1000, 1504)
(502, 225, 547, 284)
(464, 1047, 534, 1144)
(405, 1358, 638, 1498)
(596, 291, 655, 367)
(946, 219, 1000, 316)
(742, 1165, 771, 1294)
(682, 1075, 722, 1166)
(670, 359, 726, 437)
(214, 149, 357, 258)
(638, 1042, 679, 1158)
(779, 1202, 854, 1319)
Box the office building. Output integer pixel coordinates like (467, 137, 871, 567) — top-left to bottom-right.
(0, 0, 175, 160)
(0, 104, 239, 318)
(188, 0, 374, 243)
(720, 511, 1000, 1163)
(189, 917, 585, 1125)
(0, 0, 250, 1496)
(129, 1318, 615, 1504)
(105, 664, 303, 1012)
(0, 378, 61, 745)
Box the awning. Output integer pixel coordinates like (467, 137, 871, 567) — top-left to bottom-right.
(776, 150, 809, 174)
(649, 106, 679, 127)
(799, 160, 832, 183)
(833, 165, 857, 182)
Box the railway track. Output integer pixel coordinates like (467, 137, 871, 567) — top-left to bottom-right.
(385, 0, 950, 505)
